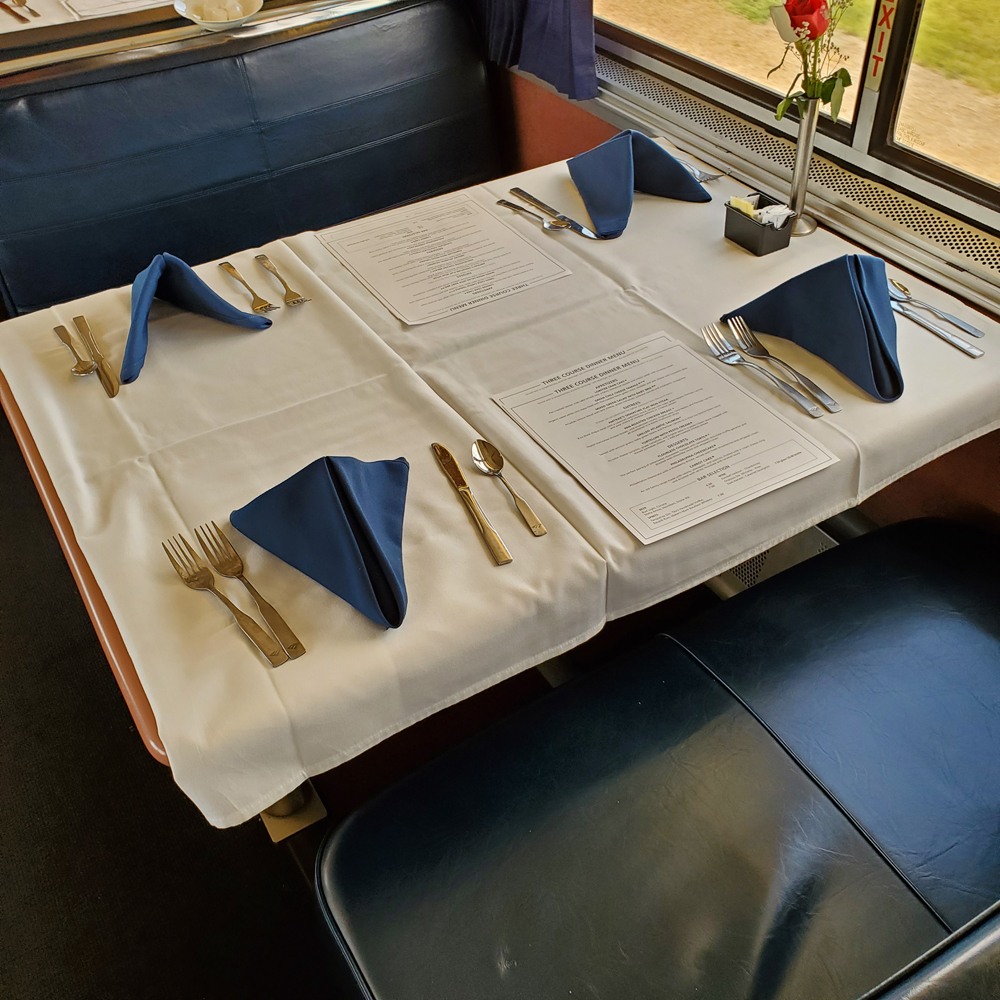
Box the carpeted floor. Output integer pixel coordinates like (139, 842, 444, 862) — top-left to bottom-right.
(0, 411, 339, 1000)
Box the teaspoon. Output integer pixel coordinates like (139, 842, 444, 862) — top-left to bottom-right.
(53, 325, 97, 376)
(471, 439, 547, 536)
(888, 278, 984, 338)
(496, 199, 572, 232)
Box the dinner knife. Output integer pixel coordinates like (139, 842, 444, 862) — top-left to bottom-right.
(432, 443, 512, 566)
(509, 187, 603, 240)
(0, 1, 29, 22)
(890, 302, 983, 359)
(73, 316, 121, 397)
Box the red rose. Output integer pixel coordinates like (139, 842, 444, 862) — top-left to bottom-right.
(784, 0, 830, 39)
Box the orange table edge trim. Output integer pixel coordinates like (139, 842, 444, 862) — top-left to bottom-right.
(0, 367, 169, 765)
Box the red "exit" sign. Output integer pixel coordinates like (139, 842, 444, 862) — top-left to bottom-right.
(865, 0, 897, 91)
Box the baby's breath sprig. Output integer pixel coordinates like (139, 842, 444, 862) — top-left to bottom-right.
(769, 0, 855, 122)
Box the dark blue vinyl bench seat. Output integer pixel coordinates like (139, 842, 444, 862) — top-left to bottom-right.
(0, 0, 502, 316)
(316, 520, 1000, 1000)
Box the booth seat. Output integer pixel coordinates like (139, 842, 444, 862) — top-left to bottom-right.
(0, 0, 502, 316)
(316, 519, 1000, 1000)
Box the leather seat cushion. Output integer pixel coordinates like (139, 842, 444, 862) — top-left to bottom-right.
(675, 519, 1000, 930)
(317, 634, 945, 1000)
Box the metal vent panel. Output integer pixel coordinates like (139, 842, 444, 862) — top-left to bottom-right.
(596, 53, 1000, 277)
(729, 551, 769, 589)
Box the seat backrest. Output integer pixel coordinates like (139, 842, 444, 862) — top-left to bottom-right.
(0, 0, 502, 316)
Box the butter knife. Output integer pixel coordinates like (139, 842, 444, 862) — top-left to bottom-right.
(0, 1, 29, 22)
(509, 187, 603, 240)
(432, 443, 512, 565)
(73, 316, 121, 397)
(891, 302, 983, 358)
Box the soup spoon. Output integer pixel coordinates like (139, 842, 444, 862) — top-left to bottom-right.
(471, 439, 547, 536)
(888, 279, 984, 338)
(53, 325, 97, 376)
(496, 199, 571, 232)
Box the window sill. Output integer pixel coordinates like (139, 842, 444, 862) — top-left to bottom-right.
(584, 34, 1000, 316)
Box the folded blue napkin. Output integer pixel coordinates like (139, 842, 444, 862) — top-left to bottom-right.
(230, 456, 409, 629)
(121, 252, 271, 384)
(721, 254, 903, 402)
(567, 130, 711, 239)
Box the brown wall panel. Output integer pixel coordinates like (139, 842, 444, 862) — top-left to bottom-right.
(861, 430, 1000, 533)
(505, 72, 619, 171)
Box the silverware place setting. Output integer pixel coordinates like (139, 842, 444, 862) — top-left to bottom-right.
(195, 520, 305, 658)
(432, 442, 512, 565)
(888, 278, 984, 338)
(701, 323, 823, 418)
(53, 316, 120, 396)
(54, 324, 97, 376)
(0, 1, 30, 22)
(887, 278, 985, 357)
(163, 525, 304, 666)
(496, 199, 572, 232)
(678, 159, 730, 183)
(508, 187, 603, 240)
(255, 254, 311, 306)
(889, 300, 983, 358)
(73, 315, 120, 398)
(471, 439, 547, 536)
(726, 316, 840, 413)
(219, 261, 280, 313)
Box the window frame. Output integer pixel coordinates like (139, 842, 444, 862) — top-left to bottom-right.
(593, 0, 1000, 217)
(866, 0, 1000, 211)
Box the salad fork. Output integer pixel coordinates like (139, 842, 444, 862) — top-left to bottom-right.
(219, 261, 280, 313)
(163, 533, 288, 666)
(727, 316, 841, 412)
(196, 521, 305, 658)
(701, 324, 823, 418)
(255, 254, 311, 306)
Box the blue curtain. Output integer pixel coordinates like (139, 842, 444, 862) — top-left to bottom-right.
(469, 0, 598, 100)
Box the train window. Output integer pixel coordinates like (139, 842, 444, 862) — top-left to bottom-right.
(594, 0, 1000, 223)
(594, 0, 876, 124)
(892, 0, 1000, 187)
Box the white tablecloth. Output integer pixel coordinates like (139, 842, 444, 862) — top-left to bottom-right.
(285, 146, 1000, 618)
(2, 149, 998, 825)
(0, 242, 606, 826)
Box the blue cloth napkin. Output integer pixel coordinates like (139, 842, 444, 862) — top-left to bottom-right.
(230, 456, 409, 629)
(721, 254, 903, 402)
(121, 252, 271, 384)
(567, 130, 711, 239)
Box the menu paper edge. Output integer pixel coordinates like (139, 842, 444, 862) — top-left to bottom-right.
(492, 332, 840, 545)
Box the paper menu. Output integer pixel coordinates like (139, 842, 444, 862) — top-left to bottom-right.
(493, 334, 839, 545)
(315, 193, 570, 325)
(62, 0, 170, 17)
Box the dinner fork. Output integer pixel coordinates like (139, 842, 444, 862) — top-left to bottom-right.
(254, 254, 311, 306)
(163, 534, 289, 666)
(196, 521, 305, 658)
(727, 316, 841, 413)
(218, 261, 280, 313)
(678, 160, 729, 183)
(701, 324, 823, 418)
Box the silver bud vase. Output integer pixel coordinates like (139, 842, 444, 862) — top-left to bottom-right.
(789, 98, 819, 236)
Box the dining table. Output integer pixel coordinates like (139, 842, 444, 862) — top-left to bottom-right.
(2, 139, 998, 827)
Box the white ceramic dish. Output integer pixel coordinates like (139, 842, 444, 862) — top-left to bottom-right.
(174, 0, 262, 31)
